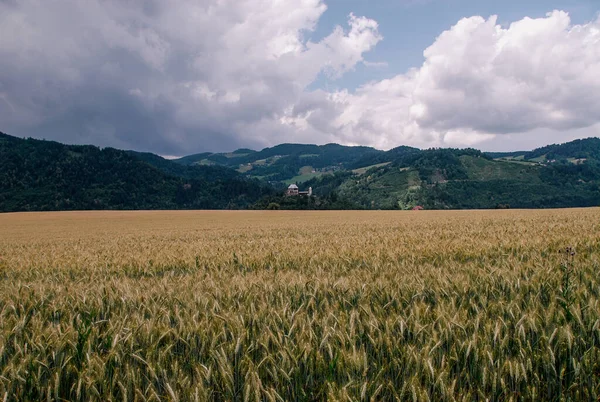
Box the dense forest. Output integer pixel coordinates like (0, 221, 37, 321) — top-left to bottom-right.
(1, 131, 600, 211)
(294, 145, 600, 210)
(0, 133, 273, 212)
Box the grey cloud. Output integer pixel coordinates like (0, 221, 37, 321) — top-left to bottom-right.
(2, 1, 598, 154)
(0, 0, 381, 154)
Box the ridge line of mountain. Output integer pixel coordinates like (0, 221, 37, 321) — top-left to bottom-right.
(2, 131, 599, 211)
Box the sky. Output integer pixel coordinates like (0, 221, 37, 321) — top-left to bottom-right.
(1, 0, 599, 156)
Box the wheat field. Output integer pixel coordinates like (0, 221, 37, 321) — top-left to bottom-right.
(0, 209, 599, 401)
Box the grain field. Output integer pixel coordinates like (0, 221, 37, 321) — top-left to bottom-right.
(0, 209, 599, 401)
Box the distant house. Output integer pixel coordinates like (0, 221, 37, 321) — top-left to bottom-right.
(286, 184, 299, 196)
(412, 205, 424, 210)
(286, 184, 312, 197)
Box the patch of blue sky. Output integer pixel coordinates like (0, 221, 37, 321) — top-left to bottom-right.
(307, 0, 599, 92)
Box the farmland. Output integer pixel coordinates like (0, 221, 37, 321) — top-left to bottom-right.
(1, 209, 599, 400)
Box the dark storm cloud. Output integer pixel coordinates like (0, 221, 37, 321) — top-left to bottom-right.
(1, 1, 599, 153)
(0, 0, 381, 154)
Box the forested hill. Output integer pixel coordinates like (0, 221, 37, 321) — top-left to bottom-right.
(173, 143, 385, 183)
(299, 143, 600, 210)
(0, 132, 273, 212)
(2, 131, 600, 212)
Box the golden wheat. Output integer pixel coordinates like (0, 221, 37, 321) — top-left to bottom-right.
(0, 209, 599, 401)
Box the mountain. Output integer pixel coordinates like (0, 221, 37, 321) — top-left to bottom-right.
(524, 138, 600, 161)
(299, 142, 600, 209)
(485, 138, 600, 163)
(2, 130, 600, 212)
(347, 145, 421, 170)
(0, 132, 273, 212)
(484, 151, 527, 159)
(173, 143, 384, 183)
(170, 152, 214, 166)
(126, 151, 243, 181)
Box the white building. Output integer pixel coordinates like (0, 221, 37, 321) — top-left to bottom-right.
(286, 184, 312, 197)
(286, 184, 299, 196)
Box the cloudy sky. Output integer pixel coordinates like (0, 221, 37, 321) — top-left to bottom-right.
(1, 0, 599, 155)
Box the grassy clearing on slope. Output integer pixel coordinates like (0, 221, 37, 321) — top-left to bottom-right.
(283, 166, 326, 184)
(223, 152, 250, 158)
(236, 164, 253, 173)
(340, 166, 420, 209)
(460, 155, 540, 181)
(530, 154, 548, 163)
(1, 209, 599, 400)
(284, 172, 324, 185)
(351, 162, 391, 175)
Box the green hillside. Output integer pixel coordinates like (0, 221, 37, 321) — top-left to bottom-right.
(174, 143, 383, 182)
(3, 131, 600, 211)
(348, 145, 420, 169)
(170, 152, 213, 166)
(524, 138, 600, 161)
(298, 144, 600, 210)
(0, 132, 273, 212)
(484, 151, 527, 159)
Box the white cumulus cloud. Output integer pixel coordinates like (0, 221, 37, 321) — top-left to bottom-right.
(0, 1, 599, 153)
(313, 10, 600, 149)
